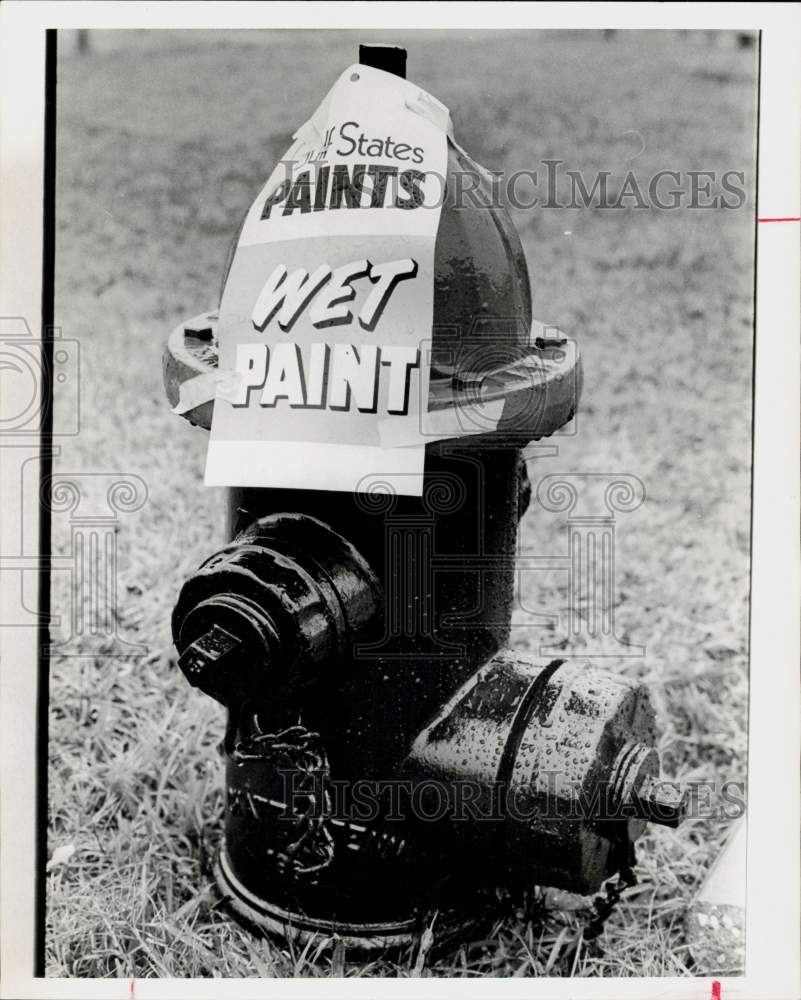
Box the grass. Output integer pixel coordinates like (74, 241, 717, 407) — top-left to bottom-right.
(48, 28, 757, 977)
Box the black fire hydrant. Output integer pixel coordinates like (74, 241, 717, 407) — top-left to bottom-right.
(164, 45, 684, 949)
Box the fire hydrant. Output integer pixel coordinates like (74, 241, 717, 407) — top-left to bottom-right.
(164, 45, 684, 949)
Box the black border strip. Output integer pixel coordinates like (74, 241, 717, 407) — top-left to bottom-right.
(742, 29, 762, 967)
(35, 27, 57, 978)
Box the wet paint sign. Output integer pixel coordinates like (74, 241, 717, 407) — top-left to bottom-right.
(205, 64, 450, 495)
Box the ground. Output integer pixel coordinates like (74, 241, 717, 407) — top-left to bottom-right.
(47, 28, 757, 978)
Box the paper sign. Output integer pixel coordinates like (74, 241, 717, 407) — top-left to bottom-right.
(204, 64, 450, 496)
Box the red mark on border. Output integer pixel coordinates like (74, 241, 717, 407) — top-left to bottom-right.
(757, 217, 801, 222)
(130, 978, 135, 999)
(711, 980, 722, 1000)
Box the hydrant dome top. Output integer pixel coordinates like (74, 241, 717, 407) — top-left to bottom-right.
(430, 136, 534, 375)
(164, 48, 581, 442)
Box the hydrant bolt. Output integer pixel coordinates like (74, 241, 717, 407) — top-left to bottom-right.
(179, 624, 242, 687)
(634, 776, 687, 829)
